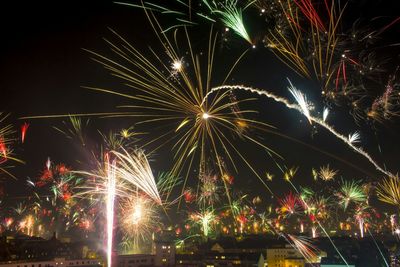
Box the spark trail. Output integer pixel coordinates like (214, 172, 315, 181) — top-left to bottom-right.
(201, 84, 394, 178)
(106, 157, 116, 267)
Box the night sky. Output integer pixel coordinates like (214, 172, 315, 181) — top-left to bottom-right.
(1, 0, 399, 205)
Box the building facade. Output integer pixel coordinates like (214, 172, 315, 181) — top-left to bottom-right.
(116, 254, 155, 267)
(0, 258, 102, 267)
(267, 245, 305, 267)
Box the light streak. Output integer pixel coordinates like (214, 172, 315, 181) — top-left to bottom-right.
(202, 0, 252, 44)
(201, 84, 394, 177)
(111, 149, 161, 204)
(21, 122, 29, 143)
(323, 107, 329, 122)
(106, 156, 116, 267)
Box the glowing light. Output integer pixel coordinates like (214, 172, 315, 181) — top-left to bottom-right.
(106, 156, 116, 267)
(287, 81, 312, 124)
(131, 203, 142, 225)
(172, 60, 182, 71)
(348, 131, 361, 144)
(202, 113, 210, 120)
(112, 149, 161, 204)
(323, 108, 329, 122)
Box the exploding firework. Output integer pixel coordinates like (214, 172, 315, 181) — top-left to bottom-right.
(277, 192, 302, 218)
(202, 0, 253, 45)
(82, 16, 277, 200)
(377, 176, 400, 207)
(0, 113, 23, 178)
(119, 194, 160, 253)
(111, 149, 162, 204)
(189, 209, 217, 238)
(336, 179, 367, 210)
(287, 234, 320, 263)
(318, 164, 338, 181)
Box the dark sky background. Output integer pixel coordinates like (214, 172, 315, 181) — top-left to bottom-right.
(0, 0, 399, 206)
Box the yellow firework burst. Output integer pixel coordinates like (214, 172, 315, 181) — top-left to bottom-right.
(377, 176, 400, 207)
(83, 12, 277, 199)
(0, 113, 24, 178)
(318, 164, 338, 181)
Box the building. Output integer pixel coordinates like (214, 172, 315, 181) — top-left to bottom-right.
(152, 231, 175, 266)
(320, 264, 355, 267)
(0, 258, 102, 267)
(117, 254, 155, 267)
(0, 231, 103, 267)
(283, 258, 305, 267)
(175, 252, 265, 267)
(267, 245, 305, 267)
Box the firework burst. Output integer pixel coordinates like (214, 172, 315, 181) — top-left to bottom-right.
(318, 164, 338, 181)
(336, 179, 367, 210)
(82, 14, 277, 200)
(377, 176, 400, 207)
(119, 194, 160, 253)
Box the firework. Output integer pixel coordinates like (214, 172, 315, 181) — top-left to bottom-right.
(202, 0, 253, 45)
(259, 0, 400, 123)
(53, 116, 91, 146)
(348, 131, 361, 144)
(198, 172, 221, 207)
(202, 84, 394, 177)
(0, 113, 23, 178)
(288, 80, 312, 124)
(119, 194, 160, 253)
(106, 156, 116, 267)
(377, 176, 400, 207)
(318, 164, 338, 181)
(189, 209, 217, 237)
(287, 234, 320, 263)
(354, 204, 372, 238)
(336, 179, 366, 210)
(111, 149, 161, 204)
(322, 107, 329, 122)
(367, 67, 400, 123)
(277, 192, 301, 218)
(82, 18, 276, 200)
(20, 122, 29, 144)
